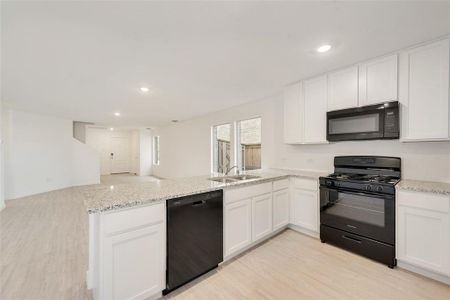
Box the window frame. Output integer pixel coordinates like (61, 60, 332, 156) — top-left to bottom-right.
(211, 122, 233, 174)
(235, 116, 262, 172)
(210, 116, 262, 174)
(152, 135, 160, 166)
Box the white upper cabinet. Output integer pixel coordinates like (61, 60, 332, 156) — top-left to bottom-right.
(283, 77, 327, 144)
(327, 66, 359, 111)
(283, 82, 303, 144)
(303, 75, 328, 143)
(399, 39, 450, 141)
(359, 54, 398, 106)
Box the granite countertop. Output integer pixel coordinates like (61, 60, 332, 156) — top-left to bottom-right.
(397, 179, 450, 196)
(83, 168, 328, 214)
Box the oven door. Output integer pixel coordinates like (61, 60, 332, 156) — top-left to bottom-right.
(327, 106, 385, 141)
(320, 187, 395, 244)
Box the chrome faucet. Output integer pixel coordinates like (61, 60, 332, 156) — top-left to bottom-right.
(225, 165, 240, 175)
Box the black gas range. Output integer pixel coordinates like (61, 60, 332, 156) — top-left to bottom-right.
(319, 156, 401, 268)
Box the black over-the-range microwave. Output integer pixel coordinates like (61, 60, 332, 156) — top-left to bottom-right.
(326, 101, 399, 142)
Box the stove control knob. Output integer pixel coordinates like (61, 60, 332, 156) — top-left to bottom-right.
(326, 180, 333, 186)
(366, 185, 372, 191)
(376, 186, 383, 192)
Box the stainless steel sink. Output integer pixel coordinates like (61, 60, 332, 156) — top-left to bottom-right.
(228, 174, 261, 181)
(208, 177, 238, 183)
(208, 174, 261, 183)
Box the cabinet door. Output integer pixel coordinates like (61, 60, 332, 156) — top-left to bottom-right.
(398, 206, 450, 275)
(225, 198, 252, 257)
(283, 82, 304, 143)
(103, 223, 165, 300)
(273, 188, 289, 231)
(252, 193, 273, 241)
(359, 54, 398, 106)
(303, 75, 328, 143)
(328, 66, 359, 111)
(400, 39, 450, 140)
(290, 189, 318, 232)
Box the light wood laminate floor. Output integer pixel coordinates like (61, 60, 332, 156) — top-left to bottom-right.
(1, 187, 450, 300)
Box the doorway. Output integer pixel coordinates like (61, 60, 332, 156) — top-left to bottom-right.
(110, 136, 130, 173)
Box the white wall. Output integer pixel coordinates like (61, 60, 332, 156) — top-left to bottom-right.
(4, 109, 100, 200)
(72, 139, 101, 186)
(152, 96, 276, 179)
(0, 101, 4, 210)
(153, 94, 450, 183)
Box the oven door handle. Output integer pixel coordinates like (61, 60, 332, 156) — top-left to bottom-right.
(320, 186, 394, 200)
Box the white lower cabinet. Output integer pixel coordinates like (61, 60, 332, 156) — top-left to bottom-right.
(224, 198, 252, 257)
(290, 178, 319, 233)
(397, 190, 450, 277)
(272, 188, 290, 230)
(90, 203, 166, 300)
(252, 193, 273, 241)
(103, 223, 165, 300)
(291, 189, 318, 232)
(224, 182, 277, 259)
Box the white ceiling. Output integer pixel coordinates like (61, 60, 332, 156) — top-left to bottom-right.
(2, 1, 450, 127)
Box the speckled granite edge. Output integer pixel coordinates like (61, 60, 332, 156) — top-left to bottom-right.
(83, 169, 327, 214)
(397, 179, 450, 196)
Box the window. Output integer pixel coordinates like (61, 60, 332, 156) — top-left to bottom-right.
(237, 117, 261, 171)
(212, 123, 231, 173)
(152, 136, 160, 165)
(211, 117, 262, 174)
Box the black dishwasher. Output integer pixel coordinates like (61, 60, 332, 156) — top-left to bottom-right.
(164, 190, 223, 294)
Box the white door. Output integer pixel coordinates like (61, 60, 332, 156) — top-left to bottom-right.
(327, 66, 359, 111)
(397, 206, 450, 275)
(400, 39, 449, 140)
(110, 136, 130, 173)
(225, 198, 252, 257)
(102, 223, 165, 300)
(273, 188, 290, 231)
(283, 82, 304, 144)
(303, 75, 328, 143)
(359, 54, 398, 106)
(291, 189, 319, 232)
(252, 193, 273, 241)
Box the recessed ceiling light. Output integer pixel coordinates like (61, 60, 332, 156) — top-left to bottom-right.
(109, 127, 114, 131)
(317, 44, 332, 53)
(140, 87, 150, 93)
(114, 112, 121, 117)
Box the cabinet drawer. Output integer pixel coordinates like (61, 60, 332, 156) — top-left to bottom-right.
(273, 179, 289, 191)
(225, 182, 272, 204)
(292, 178, 317, 191)
(103, 203, 165, 236)
(398, 190, 449, 213)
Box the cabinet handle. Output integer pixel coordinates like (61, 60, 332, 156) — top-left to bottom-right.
(192, 200, 206, 207)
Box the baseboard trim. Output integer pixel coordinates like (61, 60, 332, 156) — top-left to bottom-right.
(397, 260, 450, 285)
(288, 224, 320, 239)
(224, 226, 288, 262)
